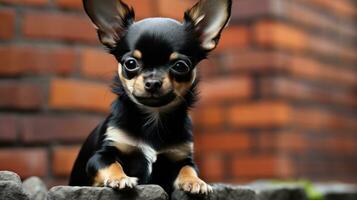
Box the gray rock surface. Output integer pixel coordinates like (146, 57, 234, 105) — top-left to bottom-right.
(171, 184, 256, 200)
(315, 183, 357, 200)
(46, 185, 169, 200)
(257, 188, 308, 200)
(0, 171, 30, 200)
(0, 170, 22, 185)
(23, 177, 47, 200)
(325, 193, 357, 200)
(250, 181, 308, 200)
(2, 171, 357, 200)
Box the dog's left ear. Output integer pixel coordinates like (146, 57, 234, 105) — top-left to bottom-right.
(184, 0, 232, 51)
(83, 0, 135, 48)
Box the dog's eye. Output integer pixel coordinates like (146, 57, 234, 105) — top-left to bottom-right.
(123, 58, 139, 71)
(171, 60, 190, 75)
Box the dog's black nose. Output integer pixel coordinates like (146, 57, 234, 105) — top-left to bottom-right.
(145, 80, 163, 93)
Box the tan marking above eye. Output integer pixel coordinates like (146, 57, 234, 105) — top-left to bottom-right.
(170, 52, 179, 61)
(133, 50, 142, 59)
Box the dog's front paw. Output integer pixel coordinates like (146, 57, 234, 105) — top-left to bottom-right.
(104, 176, 138, 190)
(174, 176, 213, 195)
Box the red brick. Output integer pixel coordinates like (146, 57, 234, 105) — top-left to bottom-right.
(228, 102, 291, 128)
(49, 78, 116, 113)
(224, 52, 357, 86)
(232, 155, 293, 178)
(299, 0, 357, 18)
(55, 0, 156, 19)
(198, 76, 252, 104)
(0, 148, 48, 178)
(277, 156, 295, 178)
(55, 0, 82, 9)
(253, 21, 307, 50)
(319, 136, 357, 153)
(225, 50, 357, 85)
(280, 1, 357, 39)
(196, 59, 220, 78)
(256, 21, 357, 62)
(23, 12, 97, 43)
(256, 131, 306, 155)
(256, 132, 277, 152)
(157, 0, 194, 20)
(288, 56, 357, 87)
(0, 0, 47, 6)
(298, 160, 357, 182)
(307, 34, 357, 62)
(80, 49, 117, 80)
(293, 108, 357, 131)
(0, 115, 17, 142)
(199, 155, 225, 182)
(195, 132, 251, 153)
(0, 46, 76, 76)
(276, 132, 308, 153)
(21, 115, 101, 143)
(216, 26, 250, 51)
(192, 106, 225, 128)
(0, 82, 43, 110)
(191, 0, 356, 32)
(262, 78, 357, 106)
(125, 0, 157, 19)
(223, 50, 287, 72)
(231, 0, 273, 20)
(52, 146, 80, 177)
(0, 9, 16, 40)
(229, 153, 295, 180)
(232, 155, 276, 177)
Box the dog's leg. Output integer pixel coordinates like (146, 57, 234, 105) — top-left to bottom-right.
(174, 165, 213, 194)
(87, 150, 138, 189)
(94, 161, 138, 189)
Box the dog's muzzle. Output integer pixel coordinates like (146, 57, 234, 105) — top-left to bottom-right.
(134, 91, 176, 107)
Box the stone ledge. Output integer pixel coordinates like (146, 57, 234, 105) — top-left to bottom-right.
(255, 187, 308, 200)
(0, 171, 30, 200)
(47, 185, 168, 200)
(23, 177, 47, 200)
(316, 183, 357, 200)
(1, 171, 357, 200)
(172, 184, 255, 200)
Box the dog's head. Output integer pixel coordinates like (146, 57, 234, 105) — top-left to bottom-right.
(83, 0, 232, 108)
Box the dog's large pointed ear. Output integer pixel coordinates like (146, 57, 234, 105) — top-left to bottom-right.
(83, 0, 134, 48)
(184, 0, 232, 51)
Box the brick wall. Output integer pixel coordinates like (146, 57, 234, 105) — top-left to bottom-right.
(0, 0, 356, 186)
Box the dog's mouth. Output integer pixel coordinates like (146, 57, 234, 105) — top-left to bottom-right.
(134, 91, 176, 107)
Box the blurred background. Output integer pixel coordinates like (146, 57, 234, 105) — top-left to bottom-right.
(0, 0, 356, 187)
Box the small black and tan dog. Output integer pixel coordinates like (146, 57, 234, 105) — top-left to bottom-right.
(69, 0, 232, 195)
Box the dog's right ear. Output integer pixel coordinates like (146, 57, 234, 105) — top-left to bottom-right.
(184, 0, 232, 51)
(83, 0, 134, 48)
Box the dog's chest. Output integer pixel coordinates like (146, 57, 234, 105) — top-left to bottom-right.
(105, 126, 193, 170)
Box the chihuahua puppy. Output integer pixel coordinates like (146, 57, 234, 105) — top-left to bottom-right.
(69, 0, 232, 195)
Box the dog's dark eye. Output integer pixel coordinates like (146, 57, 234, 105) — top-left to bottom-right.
(123, 58, 139, 71)
(171, 60, 190, 75)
